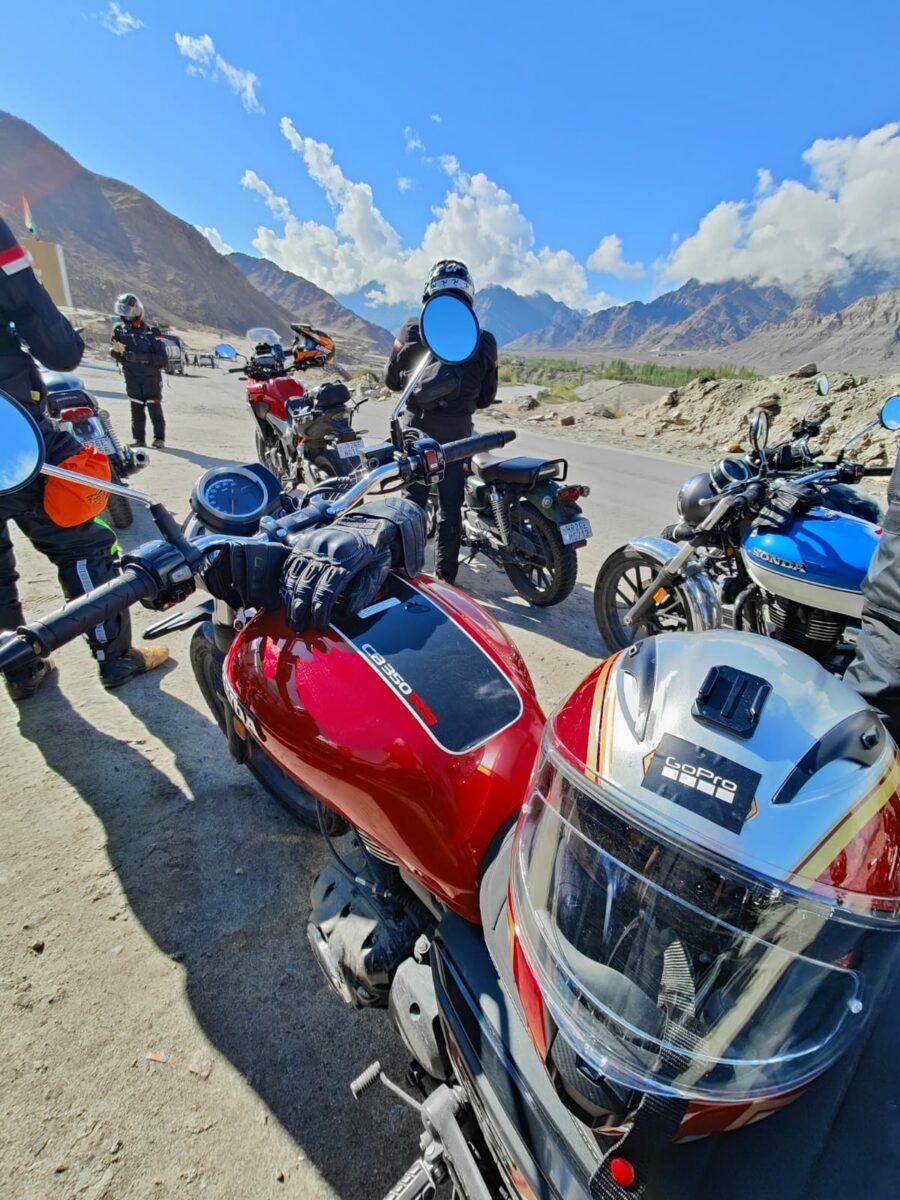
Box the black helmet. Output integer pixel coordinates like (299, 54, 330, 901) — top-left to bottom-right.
(423, 260, 475, 306)
(676, 471, 717, 525)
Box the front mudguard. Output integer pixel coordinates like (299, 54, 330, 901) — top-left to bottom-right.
(629, 536, 722, 631)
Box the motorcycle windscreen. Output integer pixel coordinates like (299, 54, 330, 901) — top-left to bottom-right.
(331, 575, 522, 754)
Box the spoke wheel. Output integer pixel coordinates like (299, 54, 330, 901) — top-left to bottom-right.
(593, 546, 694, 651)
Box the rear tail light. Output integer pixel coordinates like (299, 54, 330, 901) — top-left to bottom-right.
(558, 484, 590, 502)
(59, 406, 93, 422)
(341, 432, 357, 442)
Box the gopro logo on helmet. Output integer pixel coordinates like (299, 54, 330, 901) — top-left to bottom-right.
(661, 757, 738, 804)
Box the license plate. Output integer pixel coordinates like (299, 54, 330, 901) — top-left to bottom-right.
(560, 518, 592, 544)
(337, 439, 364, 459)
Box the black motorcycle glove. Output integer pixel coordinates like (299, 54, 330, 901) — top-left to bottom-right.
(752, 482, 818, 533)
(279, 500, 427, 632)
(202, 542, 290, 610)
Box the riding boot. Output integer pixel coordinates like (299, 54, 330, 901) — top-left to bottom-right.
(435, 520, 462, 584)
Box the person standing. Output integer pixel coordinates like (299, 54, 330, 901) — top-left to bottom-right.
(384, 260, 498, 583)
(0, 225, 168, 699)
(110, 293, 168, 448)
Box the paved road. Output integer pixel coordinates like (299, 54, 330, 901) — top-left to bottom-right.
(0, 361, 697, 1199)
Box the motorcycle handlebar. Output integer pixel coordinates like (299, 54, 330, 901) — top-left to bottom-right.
(441, 430, 516, 464)
(0, 567, 158, 672)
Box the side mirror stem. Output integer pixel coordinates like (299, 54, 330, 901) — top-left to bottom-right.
(40, 462, 155, 506)
(390, 350, 432, 451)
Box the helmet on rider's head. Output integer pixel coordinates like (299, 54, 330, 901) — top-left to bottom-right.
(423, 260, 475, 306)
(114, 293, 143, 322)
(510, 631, 900, 1138)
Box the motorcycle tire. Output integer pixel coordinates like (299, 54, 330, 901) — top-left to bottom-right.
(593, 546, 695, 652)
(190, 622, 320, 830)
(503, 502, 578, 607)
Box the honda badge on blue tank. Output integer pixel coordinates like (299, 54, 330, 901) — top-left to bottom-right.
(742, 507, 880, 619)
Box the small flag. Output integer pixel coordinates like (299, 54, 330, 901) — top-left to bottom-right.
(22, 194, 38, 240)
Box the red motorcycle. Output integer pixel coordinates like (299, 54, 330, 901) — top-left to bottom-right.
(2, 294, 898, 1200)
(216, 330, 366, 492)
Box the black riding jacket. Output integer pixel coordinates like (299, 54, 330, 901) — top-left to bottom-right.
(112, 319, 167, 391)
(384, 317, 498, 442)
(0, 217, 84, 412)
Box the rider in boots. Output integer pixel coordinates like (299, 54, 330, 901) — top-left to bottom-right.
(111, 293, 168, 449)
(0, 223, 167, 700)
(384, 260, 498, 584)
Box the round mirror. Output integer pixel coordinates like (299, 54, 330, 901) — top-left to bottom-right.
(879, 395, 900, 431)
(0, 391, 45, 495)
(215, 343, 238, 359)
(420, 293, 480, 364)
(748, 408, 770, 452)
(816, 374, 829, 397)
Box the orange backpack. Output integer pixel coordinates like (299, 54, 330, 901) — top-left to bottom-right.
(43, 446, 112, 527)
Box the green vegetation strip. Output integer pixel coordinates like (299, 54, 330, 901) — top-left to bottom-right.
(500, 357, 758, 390)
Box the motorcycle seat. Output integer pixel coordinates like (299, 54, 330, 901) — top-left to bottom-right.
(470, 454, 565, 487)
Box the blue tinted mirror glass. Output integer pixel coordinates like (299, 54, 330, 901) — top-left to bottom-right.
(0, 392, 44, 494)
(215, 343, 237, 359)
(420, 294, 480, 364)
(880, 395, 900, 431)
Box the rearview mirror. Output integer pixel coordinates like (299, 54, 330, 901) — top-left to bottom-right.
(880, 395, 900, 431)
(420, 293, 480, 364)
(0, 391, 45, 494)
(748, 408, 770, 453)
(816, 374, 829, 397)
(215, 343, 238, 359)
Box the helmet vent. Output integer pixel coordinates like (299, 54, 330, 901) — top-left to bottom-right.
(692, 665, 771, 739)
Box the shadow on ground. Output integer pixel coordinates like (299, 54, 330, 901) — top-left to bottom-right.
(16, 668, 417, 1198)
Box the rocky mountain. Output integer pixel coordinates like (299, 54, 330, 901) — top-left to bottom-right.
(714, 289, 900, 373)
(509, 279, 797, 354)
(228, 253, 393, 361)
(474, 286, 583, 346)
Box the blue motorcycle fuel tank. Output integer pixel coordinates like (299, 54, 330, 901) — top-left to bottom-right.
(742, 507, 880, 619)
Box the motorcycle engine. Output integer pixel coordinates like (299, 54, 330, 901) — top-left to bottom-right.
(764, 596, 844, 662)
(306, 842, 431, 1009)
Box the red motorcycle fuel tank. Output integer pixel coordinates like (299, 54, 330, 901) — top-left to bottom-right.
(225, 575, 546, 922)
(247, 375, 304, 421)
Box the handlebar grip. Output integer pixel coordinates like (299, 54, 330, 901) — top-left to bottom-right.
(864, 467, 894, 477)
(16, 567, 158, 659)
(441, 430, 517, 464)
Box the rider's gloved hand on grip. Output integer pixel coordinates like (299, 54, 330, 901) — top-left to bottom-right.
(338, 497, 426, 579)
(280, 522, 392, 632)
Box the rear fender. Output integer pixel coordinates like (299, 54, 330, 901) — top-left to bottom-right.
(520, 481, 582, 524)
(629, 535, 721, 631)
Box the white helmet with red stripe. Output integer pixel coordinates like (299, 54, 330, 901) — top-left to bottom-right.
(510, 630, 900, 1138)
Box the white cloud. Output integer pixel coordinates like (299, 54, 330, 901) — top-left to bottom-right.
(429, 113, 442, 123)
(404, 126, 424, 152)
(195, 225, 234, 255)
(99, 2, 142, 35)
(438, 154, 460, 177)
(587, 234, 645, 280)
(241, 119, 617, 311)
(663, 123, 900, 293)
(174, 32, 263, 113)
(397, 176, 414, 193)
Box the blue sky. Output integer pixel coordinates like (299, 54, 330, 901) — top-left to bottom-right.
(4, 0, 899, 316)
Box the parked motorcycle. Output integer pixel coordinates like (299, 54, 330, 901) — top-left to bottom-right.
(594, 397, 900, 666)
(1, 294, 899, 1199)
(217, 333, 366, 491)
(41, 369, 149, 528)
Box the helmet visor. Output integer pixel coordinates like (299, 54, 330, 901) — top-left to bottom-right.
(511, 744, 896, 1102)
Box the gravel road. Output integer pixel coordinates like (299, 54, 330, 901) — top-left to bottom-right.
(0, 362, 691, 1199)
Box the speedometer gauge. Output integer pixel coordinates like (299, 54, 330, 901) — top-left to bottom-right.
(190, 467, 269, 533)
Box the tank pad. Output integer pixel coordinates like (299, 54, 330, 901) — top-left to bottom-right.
(331, 576, 522, 754)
